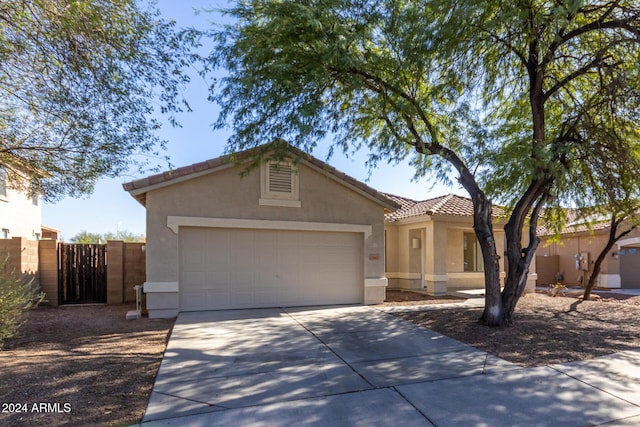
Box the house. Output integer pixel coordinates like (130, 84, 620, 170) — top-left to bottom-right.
(384, 194, 537, 295)
(536, 213, 640, 289)
(124, 144, 538, 318)
(123, 144, 399, 318)
(0, 164, 42, 240)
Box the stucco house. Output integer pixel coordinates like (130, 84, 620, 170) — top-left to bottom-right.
(536, 213, 640, 290)
(384, 194, 537, 295)
(124, 145, 399, 318)
(124, 144, 538, 318)
(0, 164, 42, 240)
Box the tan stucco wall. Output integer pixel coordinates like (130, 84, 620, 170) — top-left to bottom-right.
(143, 161, 388, 315)
(537, 228, 640, 288)
(0, 185, 41, 240)
(385, 217, 507, 294)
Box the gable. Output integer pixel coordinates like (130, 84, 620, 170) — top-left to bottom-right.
(143, 159, 391, 226)
(123, 145, 399, 212)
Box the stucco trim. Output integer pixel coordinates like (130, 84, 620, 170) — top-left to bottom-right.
(166, 216, 373, 238)
(424, 274, 448, 282)
(144, 281, 179, 292)
(386, 272, 422, 280)
(448, 272, 485, 279)
(258, 198, 302, 208)
(365, 277, 388, 287)
(618, 237, 640, 249)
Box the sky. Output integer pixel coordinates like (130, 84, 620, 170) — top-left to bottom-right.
(42, 1, 464, 241)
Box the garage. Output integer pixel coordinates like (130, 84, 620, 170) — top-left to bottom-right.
(620, 247, 640, 289)
(179, 227, 363, 311)
(123, 143, 397, 318)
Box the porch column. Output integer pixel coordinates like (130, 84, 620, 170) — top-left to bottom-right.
(425, 222, 448, 296)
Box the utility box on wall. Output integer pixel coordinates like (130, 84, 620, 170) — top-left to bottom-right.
(576, 252, 590, 271)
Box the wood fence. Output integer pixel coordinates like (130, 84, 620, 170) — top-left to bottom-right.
(58, 243, 107, 304)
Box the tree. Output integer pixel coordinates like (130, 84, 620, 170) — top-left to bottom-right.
(208, 0, 640, 325)
(70, 229, 145, 243)
(545, 52, 640, 300)
(0, 0, 200, 200)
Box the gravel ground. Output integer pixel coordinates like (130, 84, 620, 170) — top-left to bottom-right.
(390, 290, 640, 367)
(1, 290, 638, 426)
(0, 305, 173, 427)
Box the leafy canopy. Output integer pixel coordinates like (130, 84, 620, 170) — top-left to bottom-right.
(209, 1, 640, 325)
(211, 0, 640, 205)
(0, 0, 200, 200)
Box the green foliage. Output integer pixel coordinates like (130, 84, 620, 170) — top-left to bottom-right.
(209, 0, 640, 209)
(0, 257, 44, 349)
(210, 0, 471, 171)
(207, 0, 640, 324)
(70, 229, 145, 243)
(0, 0, 202, 200)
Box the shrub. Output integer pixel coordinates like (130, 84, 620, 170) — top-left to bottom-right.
(0, 257, 45, 349)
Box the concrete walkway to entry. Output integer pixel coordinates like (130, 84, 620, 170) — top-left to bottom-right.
(139, 305, 640, 426)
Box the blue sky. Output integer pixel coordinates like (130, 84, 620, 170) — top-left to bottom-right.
(42, 1, 464, 241)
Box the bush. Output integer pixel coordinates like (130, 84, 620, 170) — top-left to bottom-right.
(0, 257, 45, 349)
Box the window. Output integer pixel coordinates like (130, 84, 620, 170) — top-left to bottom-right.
(259, 161, 301, 207)
(463, 232, 484, 272)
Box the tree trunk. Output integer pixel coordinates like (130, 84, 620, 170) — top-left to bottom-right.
(500, 177, 550, 325)
(473, 195, 503, 326)
(454, 164, 504, 326)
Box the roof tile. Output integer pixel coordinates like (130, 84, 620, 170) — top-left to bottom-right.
(385, 193, 503, 221)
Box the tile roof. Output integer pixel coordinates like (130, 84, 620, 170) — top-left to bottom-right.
(122, 143, 401, 211)
(537, 209, 612, 236)
(385, 193, 504, 222)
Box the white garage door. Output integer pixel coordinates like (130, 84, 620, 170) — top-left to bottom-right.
(179, 227, 363, 311)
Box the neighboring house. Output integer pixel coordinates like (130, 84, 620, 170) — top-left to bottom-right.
(0, 164, 42, 240)
(40, 225, 60, 241)
(536, 213, 640, 289)
(123, 145, 399, 318)
(384, 194, 537, 295)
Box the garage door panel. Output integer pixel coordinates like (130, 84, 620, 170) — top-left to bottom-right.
(180, 227, 363, 311)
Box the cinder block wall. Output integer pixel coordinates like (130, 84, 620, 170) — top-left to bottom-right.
(107, 241, 146, 305)
(123, 242, 146, 304)
(1, 239, 146, 307)
(107, 240, 124, 304)
(0, 237, 39, 285)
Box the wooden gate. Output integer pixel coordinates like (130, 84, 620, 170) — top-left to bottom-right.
(58, 244, 107, 304)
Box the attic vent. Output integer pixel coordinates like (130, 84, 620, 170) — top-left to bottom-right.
(268, 163, 293, 193)
(260, 160, 301, 208)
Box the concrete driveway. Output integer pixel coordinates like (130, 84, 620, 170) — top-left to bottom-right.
(140, 305, 640, 426)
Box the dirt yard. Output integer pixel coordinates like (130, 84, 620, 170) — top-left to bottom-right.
(388, 290, 640, 367)
(1, 291, 639, 426)
(0, 305, 173, 427)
